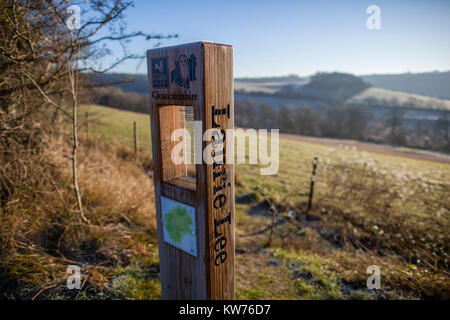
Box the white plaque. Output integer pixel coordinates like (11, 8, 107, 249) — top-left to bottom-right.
(161, 196, 197, 257)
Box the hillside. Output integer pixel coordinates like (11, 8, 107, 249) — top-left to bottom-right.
(71, 105, 450, 299)
(91, 72, 450, 112)
(3, 104, 448, 299)
(349, 87, 450, 111)
(235, 75, 309, 94)
(234, 70, 450, 102)
(362, 71, 450, 100)
(275, 72, 370, 104)
(91, 73, 149, 95)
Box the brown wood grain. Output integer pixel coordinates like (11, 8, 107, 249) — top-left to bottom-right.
(204, 42, 235, 300)
(159, 105, 186, 182)
(147, 41, 234, 300)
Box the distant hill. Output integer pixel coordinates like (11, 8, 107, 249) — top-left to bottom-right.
(91, 73, 149, 95)
(89, 71, 450, 111)
(91, 73, 310, 95)
(361, 71, 450, 99)
(235, 74, 304, 83)
(348, 87, 450, 111)
(235, 78, 309, 94)
(283, 72, 370, 104)
(235, 72, 371, 105)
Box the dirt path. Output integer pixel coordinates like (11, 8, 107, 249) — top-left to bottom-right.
(280, 133, 450, 164)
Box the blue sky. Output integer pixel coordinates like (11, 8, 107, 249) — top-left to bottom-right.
(101, 0, 450, 77)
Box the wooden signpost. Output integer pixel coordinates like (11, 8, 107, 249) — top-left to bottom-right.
(146, 41, 234, 299)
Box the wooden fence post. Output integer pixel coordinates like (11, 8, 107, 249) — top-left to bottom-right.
(85, 111, 89, 142)
(307, 157, 318, 213)
(147, 41, 235, 299)
(133, 120, 138, 160)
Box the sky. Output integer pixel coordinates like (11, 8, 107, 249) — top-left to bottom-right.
(99, 0, 450, 77)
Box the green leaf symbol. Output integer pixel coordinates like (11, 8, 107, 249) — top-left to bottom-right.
(164, 205, 194, 244)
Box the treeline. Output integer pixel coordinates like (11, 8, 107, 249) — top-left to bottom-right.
(235, 99, 450, 153)
(236, 99, 372, 139)
(91, 86, 149, 113)
(90, 86, 449, 153)
(90, 73, 149, 95)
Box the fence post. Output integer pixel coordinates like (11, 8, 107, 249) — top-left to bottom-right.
(133, 120, 138, 161)
(307, 157, 318, 213)
(85, 111, 89, 142)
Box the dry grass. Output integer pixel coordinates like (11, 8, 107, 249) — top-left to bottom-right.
(235, 149, 450, 299)
(2, 104, 448, 300)
(0, 132, 159, 299)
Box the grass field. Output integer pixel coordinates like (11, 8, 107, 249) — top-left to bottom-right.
(4, 104, 444, 299)
(80, 104, 153, 154)
(76, 104, 450, 299)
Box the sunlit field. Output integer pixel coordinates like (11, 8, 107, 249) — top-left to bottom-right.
(3, 0, 449, 305)
(77, 104, 450, 299)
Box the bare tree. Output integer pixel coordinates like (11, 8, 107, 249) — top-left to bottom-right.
(435, 110, 450, 152)
(388, 107, 404, 146)
(0, 0, 176, 220)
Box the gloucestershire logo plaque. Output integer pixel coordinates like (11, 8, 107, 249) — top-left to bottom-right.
(151, 56, 169, 88)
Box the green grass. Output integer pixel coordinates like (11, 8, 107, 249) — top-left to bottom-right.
(109, 265, 161, 300)
(78, 104, 450, 299)
(80, 104, 152, 154)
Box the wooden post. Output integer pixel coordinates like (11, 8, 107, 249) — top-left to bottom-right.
(85, 111, 89, 142)
(134, 120, 138, 160)
(307, 157, 318, 213)
(147, 41, 234, 299)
